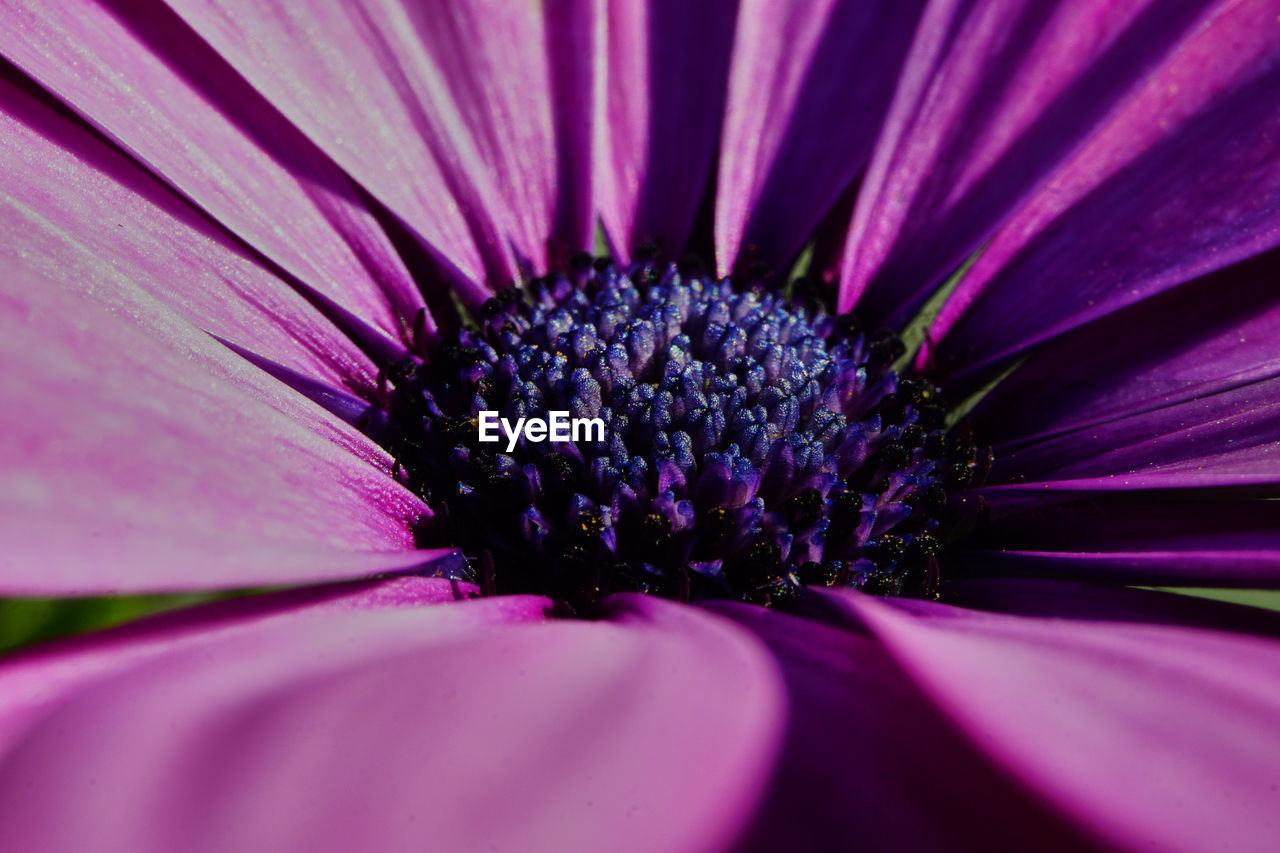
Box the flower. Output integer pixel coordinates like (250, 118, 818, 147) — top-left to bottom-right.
(0, 0, 1279, 850)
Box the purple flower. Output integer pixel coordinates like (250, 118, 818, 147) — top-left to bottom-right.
(1, 0, 1279, 850)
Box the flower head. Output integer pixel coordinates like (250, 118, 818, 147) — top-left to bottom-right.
(398, 260, 967, 611)
(1, 0, 1280, 851)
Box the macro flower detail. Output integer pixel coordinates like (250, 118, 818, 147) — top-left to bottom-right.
(390, 260, 971, 612)
(0, 0, 1279, 852)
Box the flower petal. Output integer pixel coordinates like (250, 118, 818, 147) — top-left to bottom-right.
(0, 0, 430, 336)
(949, 493, 1280, 587)
(958, 333, 1280, 585)
(545, 0, 602, 256)
(942, 578, 1280, 636)
(702, 600, 1096, 851)
(715, 0, 924, 277)
(840, 0, 1220, 324)
(598, 0, 739, 261)
(336, 0, 599, 272)
(981, 376, 1280, 489)
(922, 0, 1280, 377)
(0, 266, 439, 593)
(164, 0, 585, 294)
(0, 62, 380, 389)
(0, 593, 782, 853)
(827, 588, 1280, 853)
(951, 252, 1280, 586)
(0, 577, 509, 754)
(969, 249, 1280, 448)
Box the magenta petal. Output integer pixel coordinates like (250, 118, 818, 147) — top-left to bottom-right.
(0, 577, 509, 755)
(0, 268, 440, 593)
(840, 0, 1216, 324)
(980, 376, 1280, 489)
(955, 549, 1280, 587)
(598, 0, 739, 261)
(958, 549, 1280, 587)
(952, 253, 1280, 587)
(702, 600, 1094, 851)
(347, 0, 598, 271)
(965, 255, 1280, 490)
(715, 0, 923, 277)
(0, 0, 430, 336)
(942, 577, 1280, 635)
(969, 250, 1280, 448)
(545, 0, 601, 256)
(950, 495, 1280, 587)
(162, 0, 515, 297)
(826, 589, 1280, 853)
(0, 594, 781, 853)
(923, 0, 1280, 377)
(0, 64, 379, 389)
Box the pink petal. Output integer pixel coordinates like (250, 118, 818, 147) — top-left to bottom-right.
(970, 249, 1280, 448)
(164, 0, 582, 294)
(545, 0, 601, 257)
(0, 267, 441, 594)
(957, 259, 1280, 492)
(828, 588, 1280, 852)
(950, 495, 1280, 587)
(0, 0, 431, 337)
(923, 0, 1280, 377)
(944, 579, 1280, 633)
(702, 600, 1096, 850)
(378, 0, 599, 269)
(598, 0, 739, 261)
(0, 593, 782, 853)
(0, 577, 510, 754)
(949, 255, 1280, 587)
(980, 376, 1280, 489)
(840, 0, 1207, 324)
(715, 0, 924, 277)
(0, 63, 379, 390)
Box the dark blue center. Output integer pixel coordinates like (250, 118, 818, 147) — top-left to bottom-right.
(392, 259, 976, 614)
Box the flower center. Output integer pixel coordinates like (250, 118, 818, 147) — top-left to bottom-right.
(389, 258, 977, 615)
